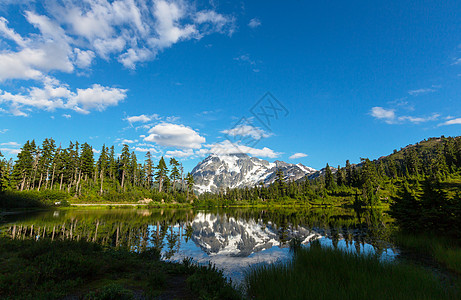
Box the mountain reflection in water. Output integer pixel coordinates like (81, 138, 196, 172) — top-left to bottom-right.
(0, 208, 398, 283)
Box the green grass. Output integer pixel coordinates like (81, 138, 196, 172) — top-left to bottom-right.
(245, 241, 458, 299)
(393, 232, 461, 275)
(0, 238, 239, 299)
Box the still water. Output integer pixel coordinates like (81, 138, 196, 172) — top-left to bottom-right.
(0, 207, 398, 283)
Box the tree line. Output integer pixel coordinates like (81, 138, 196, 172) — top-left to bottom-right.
(196, 136, 461, 210)
(0, 138, 195, 203)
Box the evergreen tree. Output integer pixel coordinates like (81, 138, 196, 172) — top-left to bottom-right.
(80, 143, 94, 180)
(345, 160, 352, 186)
(155, 157, 168, 193)
(108, 146, 116, 180)
(13, 141, 34, 191)
(130, 151, 138, 186)
(324, 163, 334, 190)
(119, 144, 130, 190)
(336, 165, 344, 186)
(360, 158, 378, 206)
(169, 158, 180, 193)
(97, 145, 108, 195)
(145, 151, 154, 189)
(0, 151, 8, 192)
(186, 172, 195, 201)
(275, 169, 286, 196)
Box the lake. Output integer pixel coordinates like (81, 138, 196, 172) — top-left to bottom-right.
(0, 207, 398, 284)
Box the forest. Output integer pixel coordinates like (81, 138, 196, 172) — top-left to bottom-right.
(0, 139, 195, 207)
(1, 136, 461, 238)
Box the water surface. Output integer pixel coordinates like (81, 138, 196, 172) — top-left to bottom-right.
(0, 207, 398, 283)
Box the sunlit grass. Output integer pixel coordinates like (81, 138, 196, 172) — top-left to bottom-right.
(393, 232, 461, 275)
(245, 240, 458, 299)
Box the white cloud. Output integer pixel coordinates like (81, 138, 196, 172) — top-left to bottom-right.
(199, 140, 280, 158)
(0, 129, 8, 134)
(0, 147, 20, 155)
(0, 80, 127, 116)
(144, 123, 205, 149)
(370, 107, 395, 124)
(452, 58, 461, 65)
(121, 139, 136, 144)
(165, 149, 194, 158)
(0, 17, 28, 47)
(133, 147, 158, 153)
(397, 114, 439, 123)
(0, 11, 74, 82)
(371, 107, 439, 125)
(408, 88, 436, 96)
(62, 114, 71, 119)
(92, 148, 100, 154)
(289, 153, 308, 160)
(0, 0, 235, 115)
(0, 0, 234, 75)
(439, 118, 461, 126)
(248, 18, 261, 29)
(125, 114, 159, 123)
(234, 54, 256, 65)
(221, 124, 271, 140)
(0, 141, 20, 147)
(68, 84, 127, 113)
(74, 48, 95, 68)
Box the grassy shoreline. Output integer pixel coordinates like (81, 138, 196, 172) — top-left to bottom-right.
(0, 238, 239, 300)
(245, 241, 460, 299)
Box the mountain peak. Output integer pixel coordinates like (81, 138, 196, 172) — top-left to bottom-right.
(192, 154, 316, 193)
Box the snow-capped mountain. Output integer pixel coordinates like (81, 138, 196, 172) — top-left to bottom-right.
(191, 153, 317, 194)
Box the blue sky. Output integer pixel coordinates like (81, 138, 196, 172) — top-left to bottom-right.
(0, 0, 460, 171)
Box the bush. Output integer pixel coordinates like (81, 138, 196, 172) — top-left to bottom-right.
(83, 283, 134, 300)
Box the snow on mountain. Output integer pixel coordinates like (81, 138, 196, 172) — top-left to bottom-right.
(191, 153, 317, 194)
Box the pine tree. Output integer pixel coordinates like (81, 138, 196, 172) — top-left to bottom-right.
(360, 158, 378, 206)
(186, 172, 195, 201)
(108, 146, 116, 180)
(336, 165, 344, 186)
(169, 157, 180, 193)
(97, 145, 108, 195)
(119, 144, 130, 191)
(80, 143, 94, 181)
(275, 169, 286, 196)
(130, 151, 138, 186)
(345, 160, 352, 186)
(155, 157, 168, 193)
(324, 163, 334, 190)
(145, 151, 154, 189)
(13, 141, 34, 191)
(0, 151, 8, 192)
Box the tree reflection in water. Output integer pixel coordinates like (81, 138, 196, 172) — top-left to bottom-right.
(1, 207, 397, 267)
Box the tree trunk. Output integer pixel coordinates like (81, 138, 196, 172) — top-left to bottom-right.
(50, 164, 56, 190)
(59, 173, 63, 191)
(20, 175, 26, 191)
(45, 168, 50, 189)
(76, 170, 82, 196)
(121, 170, 125, 191)
(100, 170, 104, 195)
(38, 172, 43, 191)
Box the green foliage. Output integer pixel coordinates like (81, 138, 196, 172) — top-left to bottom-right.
(0, 190, 70, 209)
(83, 283, 134, 300)
(245, 241, 457, 299)
(2, 138, 194, 207)
(186, 262, 240, 300)
(0, 237, 239, 299)
(390, 178, 461, 237)
(392, 232, 461, 275)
